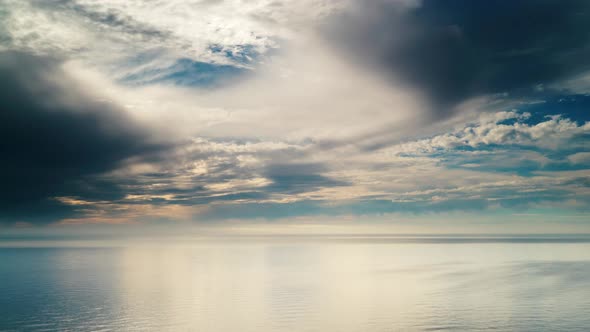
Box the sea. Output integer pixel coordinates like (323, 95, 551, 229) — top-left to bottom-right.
(1, 234, 590, 331)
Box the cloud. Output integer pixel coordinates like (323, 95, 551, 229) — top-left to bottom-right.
(0, 52, 168, 224)
(1, 0, 344, 74)
(569, 152, 590, 165)
(323, 0, 590, 119)
(391, 109, 590, 153)
(1, 1, 589, 225)
(263, 163, 348, 195)
(19, 105, 586, 223)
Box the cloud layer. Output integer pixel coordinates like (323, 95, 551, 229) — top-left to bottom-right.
(325, 0, 590, 118)
(0, 52, 167, 223)
(0, 0, 589, 225)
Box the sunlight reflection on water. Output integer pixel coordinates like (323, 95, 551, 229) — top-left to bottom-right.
(1, 237, 590, 331)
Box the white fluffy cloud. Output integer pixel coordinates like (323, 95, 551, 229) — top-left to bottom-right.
(2, 0, 346, 68)
(390, 110, 590, 154)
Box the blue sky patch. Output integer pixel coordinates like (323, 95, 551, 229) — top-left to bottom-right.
(120, 58, 248, 87)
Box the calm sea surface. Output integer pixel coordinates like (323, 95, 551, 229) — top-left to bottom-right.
(1, 235, 590, 331)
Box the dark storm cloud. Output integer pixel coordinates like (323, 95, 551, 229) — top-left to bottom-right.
(0, 52, 168, 224)
(325, 0, 590, 119)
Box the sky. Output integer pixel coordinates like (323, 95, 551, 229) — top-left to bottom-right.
(1, 0, 589, 232)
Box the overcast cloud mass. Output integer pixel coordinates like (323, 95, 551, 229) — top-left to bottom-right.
(0, 0, 589, 227)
